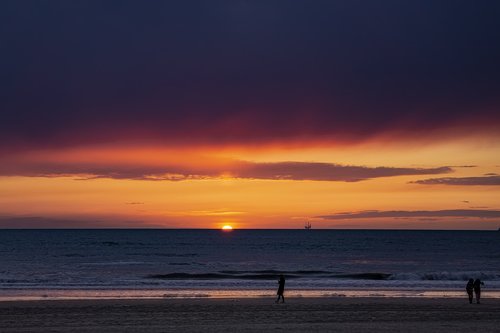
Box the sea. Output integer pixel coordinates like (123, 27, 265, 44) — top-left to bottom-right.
(1, 229, 499, 300)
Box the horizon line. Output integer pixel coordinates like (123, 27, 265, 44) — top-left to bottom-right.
(0, 228, 498, 231)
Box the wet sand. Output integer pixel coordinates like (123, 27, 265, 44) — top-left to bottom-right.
(1, 297, 499, 332)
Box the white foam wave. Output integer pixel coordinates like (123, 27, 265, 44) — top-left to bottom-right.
(390, 271, 500, 281)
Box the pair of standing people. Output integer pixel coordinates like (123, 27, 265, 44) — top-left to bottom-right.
(466, 278, 484, 304)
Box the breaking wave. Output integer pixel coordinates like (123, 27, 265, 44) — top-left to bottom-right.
(148, 270, 500, 281)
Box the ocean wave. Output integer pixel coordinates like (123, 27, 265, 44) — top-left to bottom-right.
(148, 273, 291, 280)
(218, 270, 332, 275)
(126, 253, 198, 257)
(148, 270, 500, 281)
(330, 273, 391, 280)
(147, 271, 391, 280)
(390, 271, 500, 281)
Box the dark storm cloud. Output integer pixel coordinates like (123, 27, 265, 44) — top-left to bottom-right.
(411, 175, 500, 186)
(1, 1, 500, 151)
(0, 160, 452, 182)
(318, 209, 500, 220)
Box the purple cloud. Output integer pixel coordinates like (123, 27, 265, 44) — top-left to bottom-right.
(318, 209, 500, 220)
(235, 162, 451, 182)
(0, 216, 150, 229)
(0, 160, 452, 182)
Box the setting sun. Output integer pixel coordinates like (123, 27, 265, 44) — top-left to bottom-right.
(221, 225, 233, 231)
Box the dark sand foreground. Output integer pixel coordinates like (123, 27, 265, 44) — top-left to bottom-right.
(1, 297, 499, 332)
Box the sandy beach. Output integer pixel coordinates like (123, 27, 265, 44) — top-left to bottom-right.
(1, 297, 499, 332)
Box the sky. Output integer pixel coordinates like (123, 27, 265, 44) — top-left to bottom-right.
(1, 0, 500, 229)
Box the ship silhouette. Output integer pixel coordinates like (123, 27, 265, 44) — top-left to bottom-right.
(305, 221, 312, 229)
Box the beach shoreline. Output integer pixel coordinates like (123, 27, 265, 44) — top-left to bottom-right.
(1, 297, 499, 332)
(2, 287, 500, 302)
(0, 289, 500, 303)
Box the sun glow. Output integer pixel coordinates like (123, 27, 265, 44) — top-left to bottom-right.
(221, 225, 233, 231)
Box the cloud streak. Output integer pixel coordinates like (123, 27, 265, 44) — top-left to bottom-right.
(234, 162, 451, 182)
(0, 216, 150, 229)
(0, 160, 452, 182)
(318, 209, 500, 220)
(412, 176, 500, 186)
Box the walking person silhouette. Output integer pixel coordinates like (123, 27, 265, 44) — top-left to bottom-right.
(466, 278, 474, 304)
(275, 274, 285, 303)
(473, 279, 484, 304)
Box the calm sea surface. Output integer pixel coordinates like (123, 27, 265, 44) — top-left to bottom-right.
(1, 229, 499, 300)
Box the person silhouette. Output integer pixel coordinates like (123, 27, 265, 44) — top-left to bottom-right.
(473, 279, 484, 304)
(275, 274, 285, 303)
(466, 278, 474, 304)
